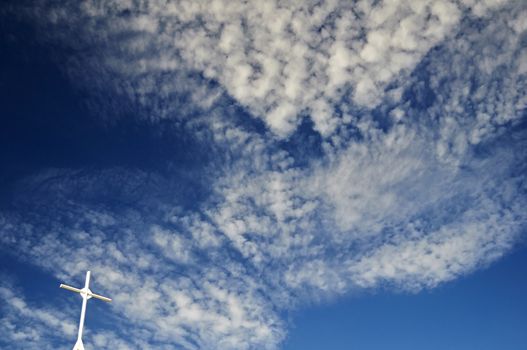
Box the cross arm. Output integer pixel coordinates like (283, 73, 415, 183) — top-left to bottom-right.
(60, 283, 112, 302)
(60, 284, 83, 294)
(90, 292, 112, 302)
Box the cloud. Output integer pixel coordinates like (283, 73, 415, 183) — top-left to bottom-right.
(1, 1, 526, 349)
(1, 182, 288, 349)
(11, 0, 515, 137)
(2, 125, 524, 349)
(0, 280, 76, 349)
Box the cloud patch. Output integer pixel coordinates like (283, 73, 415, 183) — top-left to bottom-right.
(13, 0, 515, 137)
(1, 1, 526, 349)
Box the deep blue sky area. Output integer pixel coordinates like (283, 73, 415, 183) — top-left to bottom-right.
(0, 16, 210, 211)
(1, 2, 526, 350)
(284, 247, 527, 350)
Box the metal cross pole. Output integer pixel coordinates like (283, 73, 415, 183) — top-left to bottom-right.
(60, 271, 112, 350)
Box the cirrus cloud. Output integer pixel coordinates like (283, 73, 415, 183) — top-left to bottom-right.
(1, 1, 526, 349)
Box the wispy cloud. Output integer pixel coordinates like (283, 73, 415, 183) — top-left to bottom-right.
(0, 280, 76, 349)
(1, 0, 526, 349)
(14, 0, 513, 136)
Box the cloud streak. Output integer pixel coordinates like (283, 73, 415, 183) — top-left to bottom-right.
(15, 0, 514, 136)
(1, 0, 526, 349)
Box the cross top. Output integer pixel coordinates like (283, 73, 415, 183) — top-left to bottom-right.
(60, 271, 112, 350)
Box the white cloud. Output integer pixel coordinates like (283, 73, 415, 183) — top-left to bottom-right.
(1, 1, 526, 349)
(16, 0, 514, 137)
(0, 281, 76, 349)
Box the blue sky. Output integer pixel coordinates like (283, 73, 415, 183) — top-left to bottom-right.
(0, 1, 526, 349)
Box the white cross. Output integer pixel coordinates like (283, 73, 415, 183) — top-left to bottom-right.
(60, 271, 112, 350)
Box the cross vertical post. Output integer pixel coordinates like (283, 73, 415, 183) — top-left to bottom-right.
(60, 271, 112, 350)
(77, 270, 90, 343)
